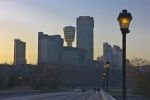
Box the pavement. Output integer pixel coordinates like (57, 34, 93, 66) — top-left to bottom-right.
(87, 94, 101, 100)
(0, 92, 102, 100)
(114, 95, 149, 100)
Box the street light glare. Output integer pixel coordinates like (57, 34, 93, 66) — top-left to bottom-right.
(104, 61, 110, 68)
(119, 18, 131, 29)
(121, 18, 129, 24)
(105, 64, 110, 68)
(102, 72, 106, 76)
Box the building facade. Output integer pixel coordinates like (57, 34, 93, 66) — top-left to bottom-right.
(62, 47, 86, 65)
(113, 45, 122, 70)
(103, 42, 113, 64)
(14, 39, 26, 65)
(38, 32, 63, 64)
(77, 16, 94, 60)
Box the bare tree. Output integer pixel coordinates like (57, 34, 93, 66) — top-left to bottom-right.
(130, 57, 150, 66)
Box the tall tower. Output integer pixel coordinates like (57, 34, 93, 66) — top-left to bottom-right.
(14, 39, 26, 65)
(77, 16, 94, 60)
(63, 26, 75, 47)
(38, 32, 49, 64)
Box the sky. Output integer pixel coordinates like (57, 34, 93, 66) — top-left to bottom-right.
(0, 0, 150, 64)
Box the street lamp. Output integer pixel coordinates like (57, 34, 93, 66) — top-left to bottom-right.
(104, 61, 110, 92)
(117, 9, 132, 100)
(101, 72, 106, 88)
(18, 76, 23, 86)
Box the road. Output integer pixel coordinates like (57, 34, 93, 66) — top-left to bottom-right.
(0, 92, 102, 100)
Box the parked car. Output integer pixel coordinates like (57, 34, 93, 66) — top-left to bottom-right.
(73, 88, 81, 92)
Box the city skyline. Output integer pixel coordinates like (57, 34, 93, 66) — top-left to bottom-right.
(0, 0, 150, 64)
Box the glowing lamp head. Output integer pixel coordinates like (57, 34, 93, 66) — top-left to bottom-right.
(117, 9, 132, 33)
(122, 18, 129, 24)
(104, 61, 110, 69)
(102, 72, 106, 76)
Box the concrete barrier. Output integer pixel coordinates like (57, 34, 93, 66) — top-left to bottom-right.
(100, 89, 116, 100)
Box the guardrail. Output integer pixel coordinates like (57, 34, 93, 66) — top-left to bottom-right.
(100, 89, 116, 100)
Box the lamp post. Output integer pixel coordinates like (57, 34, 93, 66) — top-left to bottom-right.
(101, 72, 106, 88)
(117, 9, 132, 100)
(104, 61, 110, 92)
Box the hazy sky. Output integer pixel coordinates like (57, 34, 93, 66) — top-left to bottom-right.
(0, 0, 150, 64)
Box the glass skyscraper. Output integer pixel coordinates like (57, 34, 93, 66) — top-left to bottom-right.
(76, 16, 94, 60)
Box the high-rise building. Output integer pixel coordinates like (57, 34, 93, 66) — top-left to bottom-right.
(103, 42, 113, 64)
(103, 43, 122, 70)
(38, 32, 48, 64)
(48, 35, 63, 63)
(113, 45, 122, 70)
(77, 16, 94, 60)
(38, 32, 63, 64)
(14, 39, 26, 65)
(63, 26, 75, 47)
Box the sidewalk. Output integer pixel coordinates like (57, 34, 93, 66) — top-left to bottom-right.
(87, 94, 101, 100)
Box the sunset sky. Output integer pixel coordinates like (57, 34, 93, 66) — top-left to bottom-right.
(0, 0, 150, 64)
